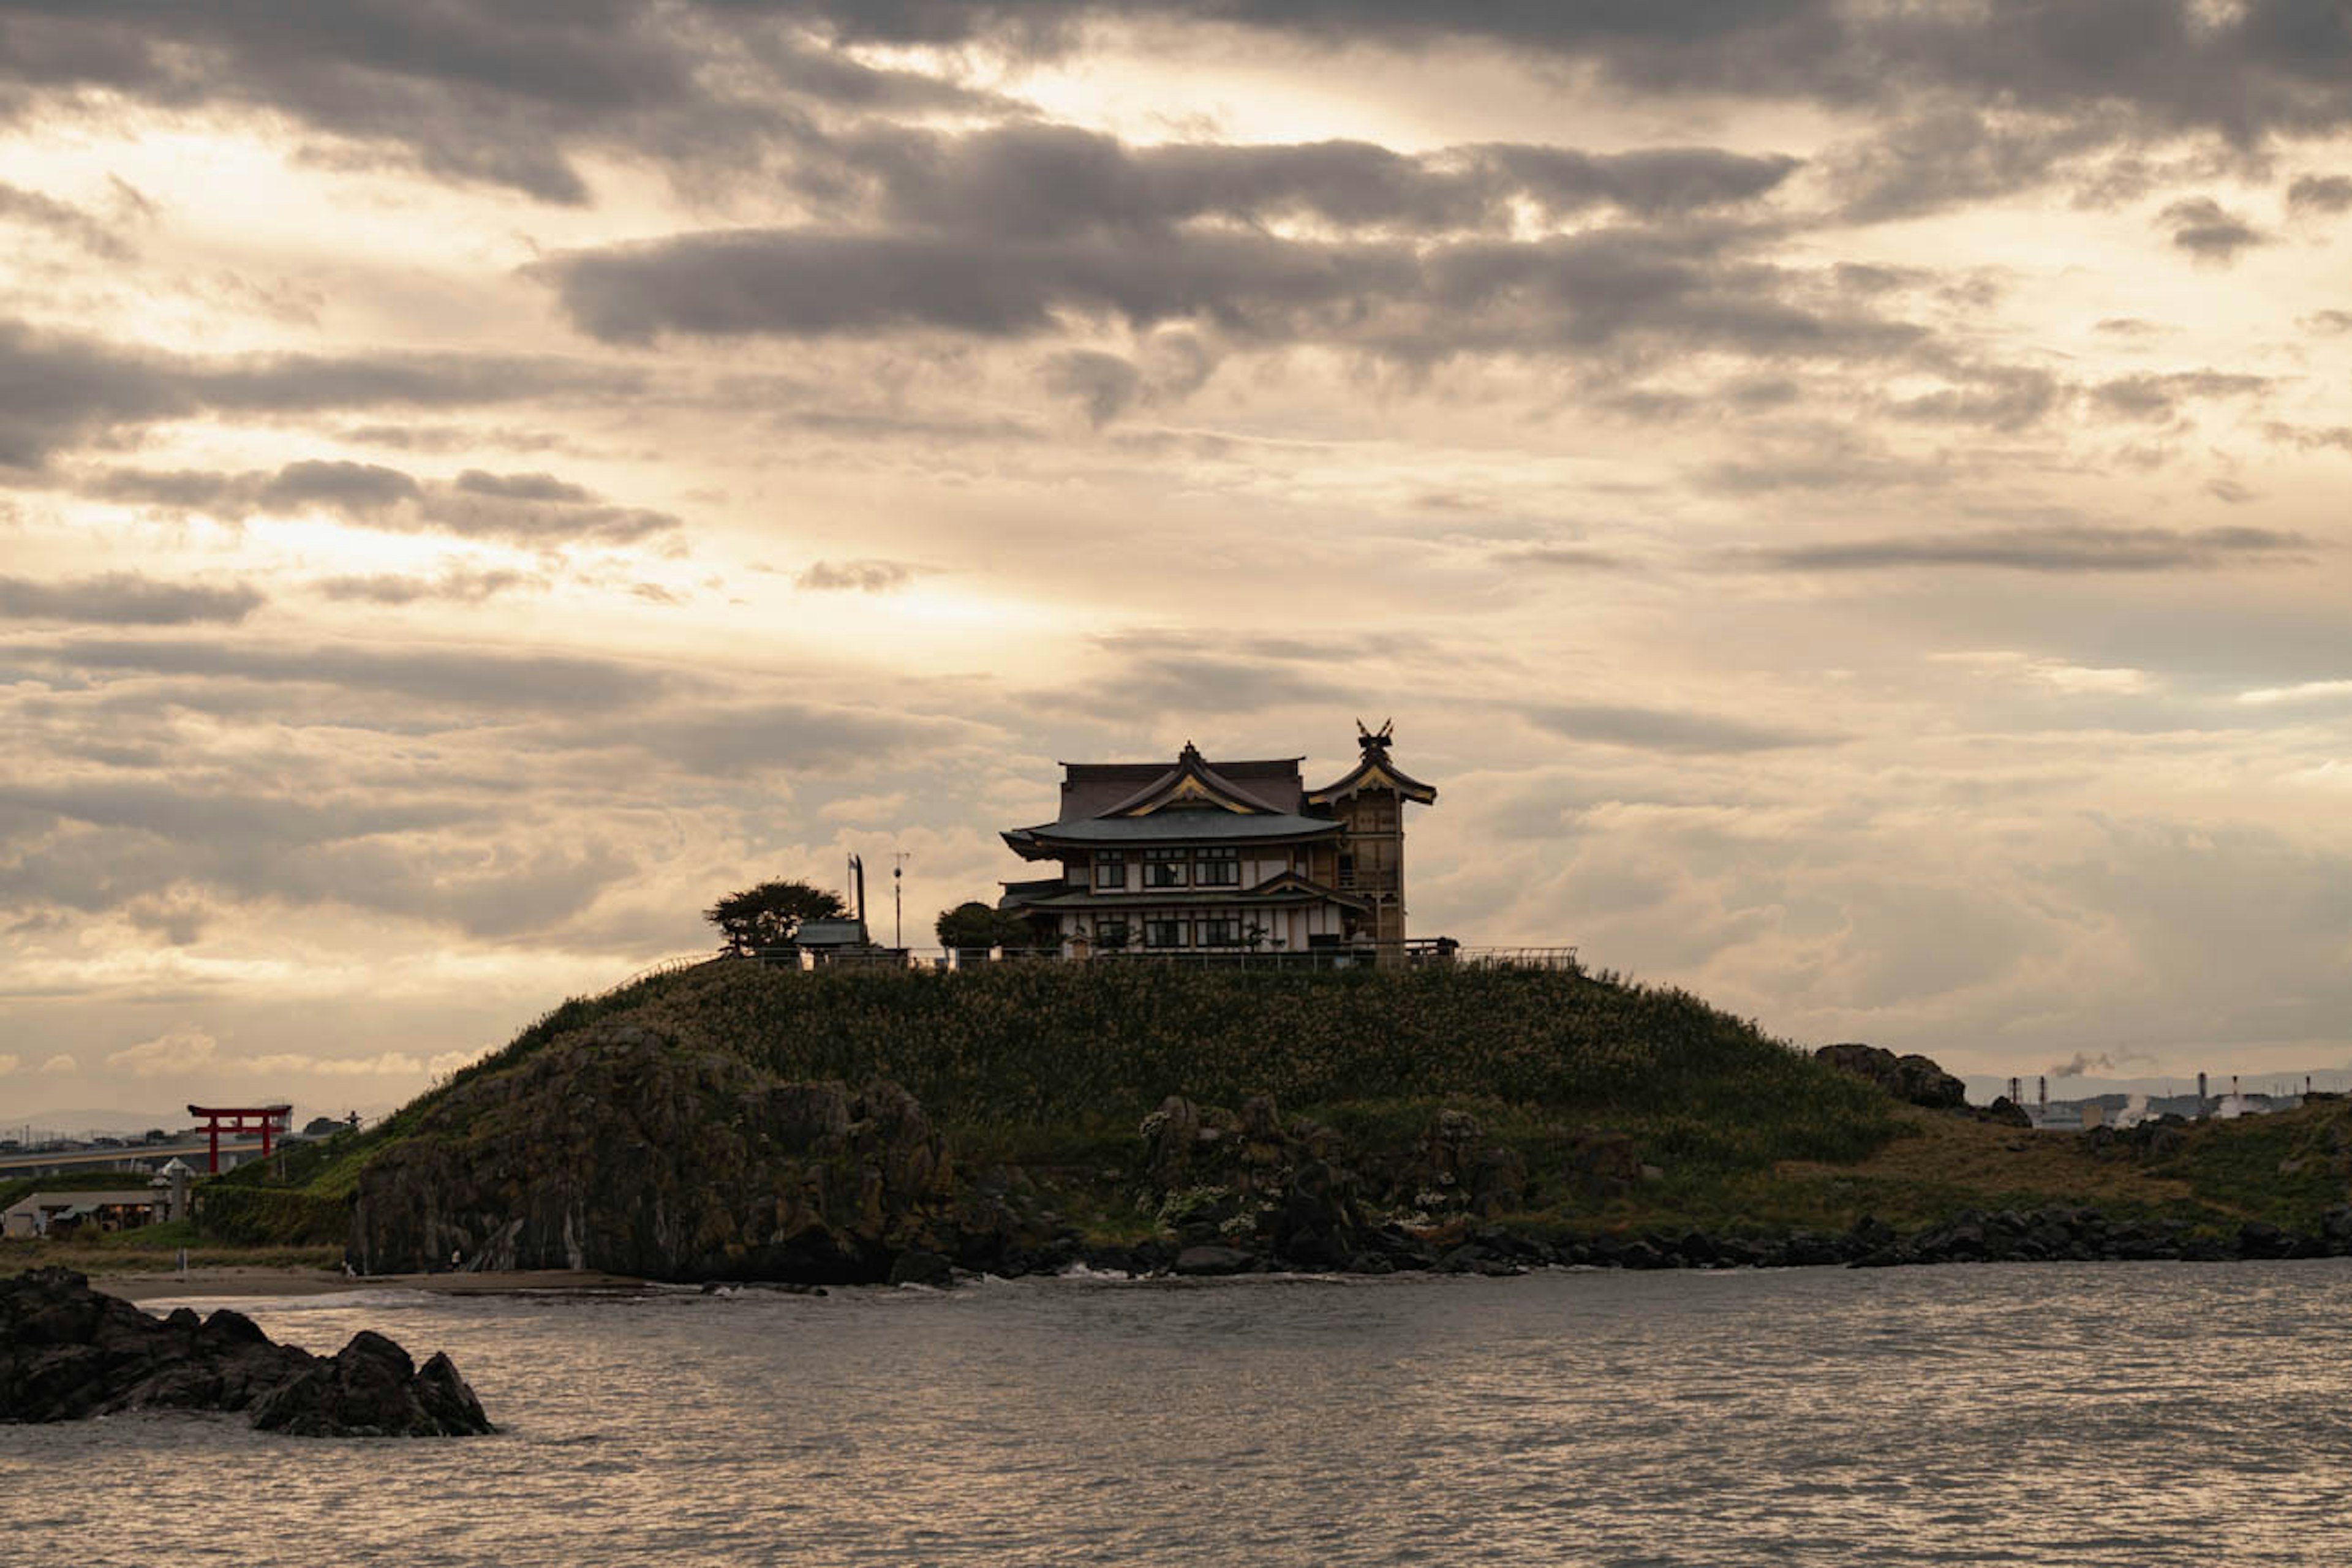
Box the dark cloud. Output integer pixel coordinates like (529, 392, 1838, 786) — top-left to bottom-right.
(541, 220, 1924, 369)
(1491, 546, 1630, 571)
(1522, 703, 1836, 755)
(451, 469, 594, 503)
(2302, 309, 2352, 334)
(2286, 173, 2352, 214)
(0, 318, 641, 469)
(3, 636, 683, 714)
(2089, 369, 2270, 421)
(1039, 349, 1140, 428)
(2094, 317, 2163, 336)
(0, 179, 134, 258)
(88, 458, 680, 547)
(2158, 195, 2265, 260)
(0, 573, 263, 625)
(552, 698, 985, 775)
(1887, 366, 2064, 431)
(1750, 524, 2312, 573)
(821, 122, 1800, 239)
(795, 559, 923, 592)
(1822, 107, 2120, 222)
(312, 568, 539, 604)
(2264, 421, 2352, 452)
(793, 0, 2352, 148)
(0, 4, 1008, 203)
(12, 1, 2352, 218)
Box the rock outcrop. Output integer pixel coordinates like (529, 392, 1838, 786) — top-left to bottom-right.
(0, 1268, 491, 1436)
(353, 1022, 961, 1283)
(1815, 1042, 1969, 1110)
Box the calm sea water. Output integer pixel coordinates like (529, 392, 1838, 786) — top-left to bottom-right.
(8, 1262, 2352, 1566)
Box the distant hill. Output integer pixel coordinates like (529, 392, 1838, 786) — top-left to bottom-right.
(4, 1107, 185, 1139)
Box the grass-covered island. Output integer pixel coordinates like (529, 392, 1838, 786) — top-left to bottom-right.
(79, 960, 2352, 1281)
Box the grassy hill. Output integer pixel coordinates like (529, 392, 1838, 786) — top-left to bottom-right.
(89, 957, 2352, 1268)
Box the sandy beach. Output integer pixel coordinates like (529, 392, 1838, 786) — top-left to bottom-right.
(102, 1267, 657, 1302)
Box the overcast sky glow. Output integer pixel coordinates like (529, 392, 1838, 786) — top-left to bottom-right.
(5, 1, 2352, 1119)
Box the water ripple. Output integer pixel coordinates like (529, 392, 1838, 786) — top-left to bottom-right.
(6, 1262, 2352, 1565)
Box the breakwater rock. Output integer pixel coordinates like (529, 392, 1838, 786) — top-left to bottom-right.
(354, 1022, 968, 1282)
(0, 1268, 492, 1436)
(1069, 1202, 2352, 1279)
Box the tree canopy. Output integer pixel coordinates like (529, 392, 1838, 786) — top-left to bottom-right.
(934, 900, 1030, 951)
(706, 880, 848, 956)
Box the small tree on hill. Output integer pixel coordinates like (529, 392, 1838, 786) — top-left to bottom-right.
(706, 879, 848, 956)
(935, 900, 1030, 952)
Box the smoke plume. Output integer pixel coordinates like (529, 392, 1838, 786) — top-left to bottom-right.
(2047, 1052, 2115, 1079)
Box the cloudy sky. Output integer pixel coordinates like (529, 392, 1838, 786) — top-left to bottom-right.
(5, 1, 2352, 1121)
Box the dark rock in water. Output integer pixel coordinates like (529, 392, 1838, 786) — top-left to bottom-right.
(886, 1249, 954, 1289)
(0, 1268, 491, 1437)
(249, 1331, 492, 1438)
(1171, 1245, 1255, 1276)
(1815, 1042, 1968, 1111)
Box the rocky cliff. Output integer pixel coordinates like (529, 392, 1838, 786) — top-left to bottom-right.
(353, 1020, 963, 1281)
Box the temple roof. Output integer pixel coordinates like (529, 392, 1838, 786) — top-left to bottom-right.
(1060, 750, 1305, 817)
(1305, 726, 1438, 805)
(1005, 810, 1343, 858)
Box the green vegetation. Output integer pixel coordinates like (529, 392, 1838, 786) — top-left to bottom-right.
(703, 878, 847, 956)
(934, 900, 1031, 951)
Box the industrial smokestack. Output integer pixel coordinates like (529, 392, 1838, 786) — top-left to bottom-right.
(2232, 1074, 2240, 1099)
(2038, 1076, 2047, 1115)
(2198, 1071, 2207, 1109)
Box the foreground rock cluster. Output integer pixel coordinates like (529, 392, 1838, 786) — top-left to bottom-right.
(1, 1268, 494, 1436)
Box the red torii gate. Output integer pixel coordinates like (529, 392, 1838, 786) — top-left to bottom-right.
(186, 1104, 292, 1174)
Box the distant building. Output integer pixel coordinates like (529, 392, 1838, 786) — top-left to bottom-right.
(999, 722, 1438, 965)
(2, 1190, 160, 1239)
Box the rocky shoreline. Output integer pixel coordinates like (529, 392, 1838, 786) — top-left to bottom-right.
(1, 1268, 496, 1436)
(1005, 1201, 2352, 1283)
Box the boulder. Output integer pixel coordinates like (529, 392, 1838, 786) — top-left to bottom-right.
(1815, 1043, 1968, 1110)
(886, 1249, 955, 1289)
(1, 1269, 491, 1437)
(248, 1331, 492, 1438)
(1171, 1245, 1256, 1276)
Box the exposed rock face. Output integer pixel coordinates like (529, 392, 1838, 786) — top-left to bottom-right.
(1815, 1042, 1969, 1110)
(0, 1268, 491, 1436)
(353, 1022, 959, 1282)
(1134, 1095, 1541, 1273)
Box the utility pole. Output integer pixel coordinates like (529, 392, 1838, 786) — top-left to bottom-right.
(893, 851, 910, 948)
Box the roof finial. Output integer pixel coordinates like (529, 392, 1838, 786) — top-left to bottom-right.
(1357, 718, 1393, 755)
(1180, 739, 1200, 761)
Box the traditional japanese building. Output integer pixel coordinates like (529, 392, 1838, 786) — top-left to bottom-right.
(999, 722, 1438, 965)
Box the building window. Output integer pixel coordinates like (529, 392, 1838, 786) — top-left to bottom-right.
(1095, 920, 1130, 951)
(1144, 848, 1189, 888)
(1196, 851, 1240, 886)
(1144, 919, 1187, 949)
(1094, 852, 1126, 890)
(1198, 918, 1243, 948)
